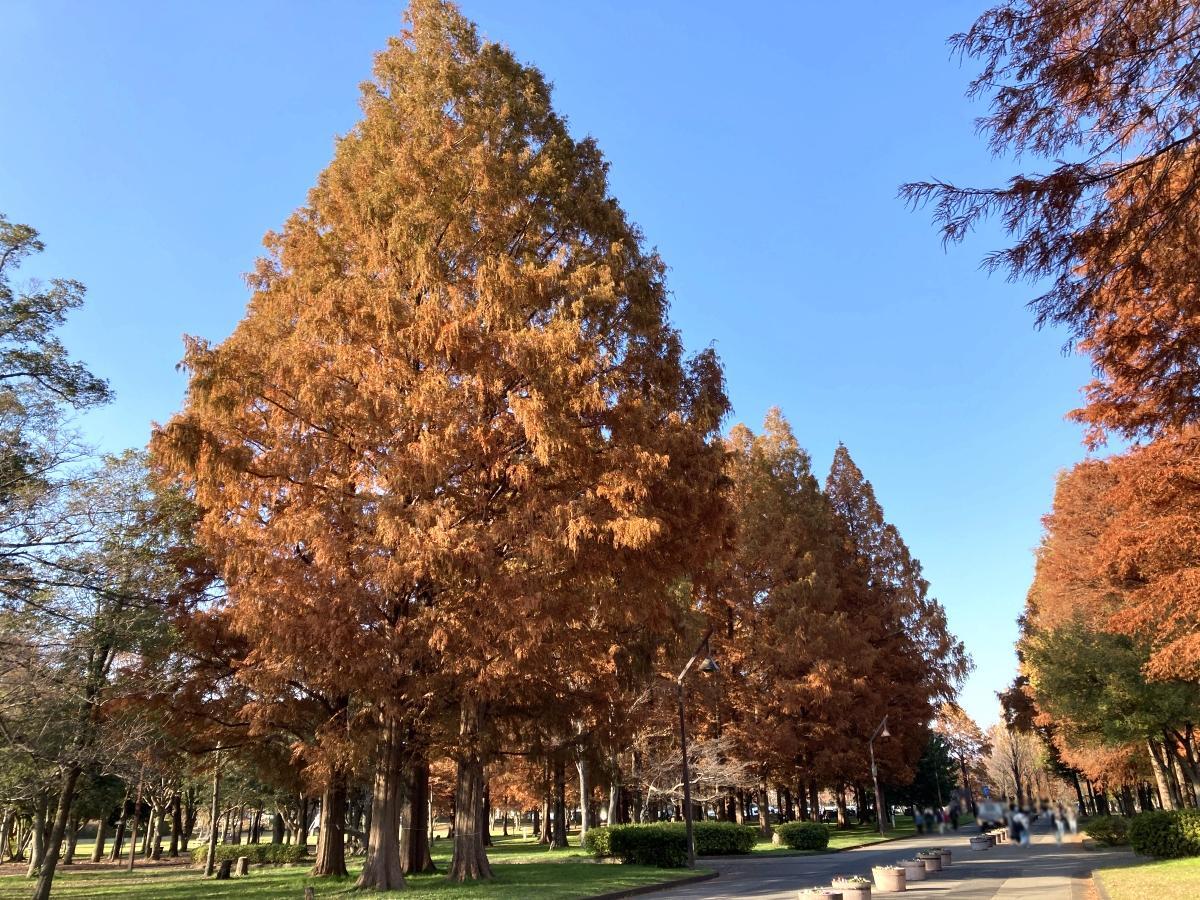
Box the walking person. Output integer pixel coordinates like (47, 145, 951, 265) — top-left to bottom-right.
(1014, 807, 1031, 846)
(1053, 803, 1066, 845)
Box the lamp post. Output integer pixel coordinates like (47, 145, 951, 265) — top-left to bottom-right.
(677, 625, 718, 868)
(868, 715, 891, 837)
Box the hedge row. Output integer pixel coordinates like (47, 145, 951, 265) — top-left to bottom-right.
(583, 822, 758, 866)
(189, 842, 308, 866)
(1129, 810, 1200, 858)
(773, 821, 830, 850)
(1083, 815, 1129, 847)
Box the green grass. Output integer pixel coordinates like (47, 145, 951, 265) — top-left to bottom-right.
(0, 861, 700, 899)
(1096, 856, 1200, 900)
(429, 834, 590, 864)
(0, 835, 696, 899)
(747, 816, 916, 856)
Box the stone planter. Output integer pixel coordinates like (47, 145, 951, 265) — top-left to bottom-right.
(898, 859, 926, 882)
(830, 878, 872, 900)
(917, 852, 942, 873)
(940, 849, 951, 867)
(797, 891, 842, 899)
(969, 836, 991, 852)
(871, 866, 905, 893)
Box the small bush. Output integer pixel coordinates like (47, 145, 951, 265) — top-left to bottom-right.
(1129, 810, 1200, 859)
(190, 842, 308, 867)
(1084, 815, 1129, 847)
(692, 821, 758, 855)
(773, 821, 830, 850)
(586, 821, 755, 862)
(606, 824, 688, 868)
(582, 826, 612, 858)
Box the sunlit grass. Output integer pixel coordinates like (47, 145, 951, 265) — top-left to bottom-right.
(1096, 856, 1200, 900)
(0, 858, 701, 899)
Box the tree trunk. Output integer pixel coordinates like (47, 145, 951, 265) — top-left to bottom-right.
(551, 757, 568, 848)
(203, 750, 222, 877)
(836, 786, 848, 828)
(91, 817, 107, 863)
(31, 766, 80, 900)
(297, 795, 309, 853)
(357, 714, 407, 890)
(756, 779, 770, 835)
(1149, 739, 1176, 810)
(607, 753, 622, 826)
(402, 760, 436, 874)
(63, 816, 80, 864)
(480, 785, 492, 847)
(272, 809, 284, 844)
(26, 790, 49, 878)
(577, 756, 591, 840)
(1173, 727, 1200, 807)
(448, 752, 492, 881)
(127, 772, 145, 872)
(169, 793, 182, 857)
(311, 778, 348, 877)
(109, 799, 130, 861)
(183, 787, 197, 851)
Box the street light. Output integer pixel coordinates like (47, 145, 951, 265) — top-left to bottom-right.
(869, 715, 891, 837)
(677, 625, 717, 868)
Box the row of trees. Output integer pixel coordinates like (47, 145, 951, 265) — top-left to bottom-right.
(2, 2, 970, 897)
(1016, 445, 1200, 813)
(906, 0, 1200, 823)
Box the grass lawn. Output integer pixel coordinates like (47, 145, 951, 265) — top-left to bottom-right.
(0, 835, 700, 899)
(1096, 857, 1200, 900)
(748, 816, 916, 856)
(0, 861, 702, 899)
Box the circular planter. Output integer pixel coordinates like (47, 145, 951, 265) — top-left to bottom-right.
(969, 836, 991, 852)
(917, 852, 942, 873)
(871, 866, 905, 893)
(898, 860, 926, 882)
(940, 849, 951, 867)
(831, 878, 872, 900)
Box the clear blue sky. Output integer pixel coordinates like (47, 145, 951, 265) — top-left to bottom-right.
(2, 1, 1093, 730)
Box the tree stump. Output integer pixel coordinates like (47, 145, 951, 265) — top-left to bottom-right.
(215, 859, 232, 880)
(234, 856, 249, 876)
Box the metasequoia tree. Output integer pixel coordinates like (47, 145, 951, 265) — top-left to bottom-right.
(1020, 455, 1200, 808)
(714, 411, 868, 832)
(152, 0, 727, 886)
(903, 1, 1200, 443)
(823, 445, 969, 806)
(1101, 427, 1200, 681)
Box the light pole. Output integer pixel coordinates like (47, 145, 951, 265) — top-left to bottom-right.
(868, 715, 891, 837)
(677, 625, 718, 868)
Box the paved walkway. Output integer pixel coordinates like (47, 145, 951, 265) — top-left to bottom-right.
(656, 821, 1134, 899)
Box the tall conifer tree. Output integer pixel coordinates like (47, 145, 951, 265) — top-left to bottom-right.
(152, 0, 727, 885)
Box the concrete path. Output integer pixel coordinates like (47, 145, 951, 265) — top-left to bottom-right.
(656, 821, 1134, 899)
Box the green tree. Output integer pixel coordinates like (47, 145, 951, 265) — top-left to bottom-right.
(892, 735, 958, 811)
(0, 453, 192, 900)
